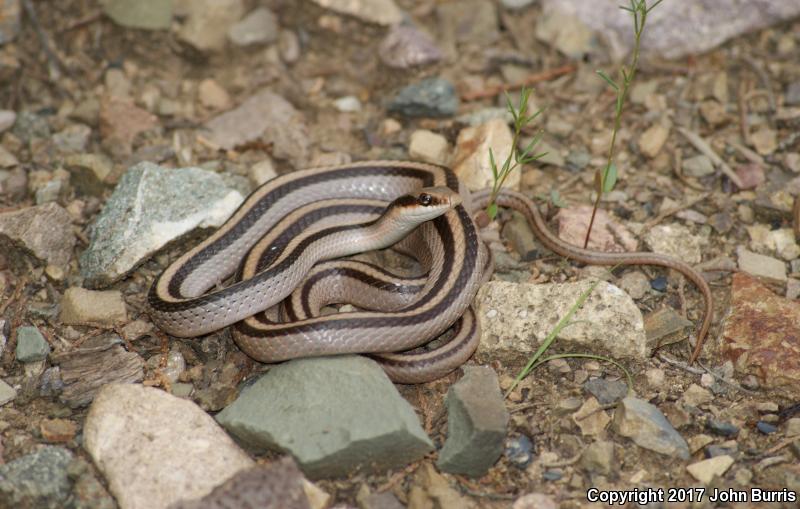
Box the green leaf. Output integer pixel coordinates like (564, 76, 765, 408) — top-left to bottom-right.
(647, 0, 664, 13)
(487, 202, 498, 220)
(596, 70, 619, 91)
(489, 148, 498, 179)
(603, 163, 618, 193)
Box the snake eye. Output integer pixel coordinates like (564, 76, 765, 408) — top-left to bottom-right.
(418, 193, 433, 206)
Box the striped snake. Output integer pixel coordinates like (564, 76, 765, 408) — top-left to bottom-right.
(147, 161, 713, 382)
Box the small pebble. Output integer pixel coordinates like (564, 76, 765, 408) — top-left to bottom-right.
(650, 276, 668, 292)
(542, 470, 563, 481)
(707, 419, 739, 437)
(505, 435, 534, 469)
(756, 421, 778, 434)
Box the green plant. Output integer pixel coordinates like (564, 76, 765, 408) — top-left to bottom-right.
(486, 87, 546, 219)
(584, 0, 662, 248)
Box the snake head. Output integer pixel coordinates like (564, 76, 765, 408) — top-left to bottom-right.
(390, 186, 462, 222)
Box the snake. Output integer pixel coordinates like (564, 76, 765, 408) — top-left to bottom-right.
(147, 161, 713, 382)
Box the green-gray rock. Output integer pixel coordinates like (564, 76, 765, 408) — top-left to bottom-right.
(15, 325, 50, 362)
(102, 0, 173, 30)
(0, 378, 16, 406)
(613, 397, 690, 459)
(437, 366, 509, 477)
(0, 446, 73, 509)
(216, 356, 433, 479)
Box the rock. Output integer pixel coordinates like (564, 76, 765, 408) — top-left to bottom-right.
(0, 446, 74, 509)
(457, 107, 514, 127)
(59, 287, 128, 325)
(476, 280, 647, 362)
(699, 100, 727, 126)
(228, 7, 279, 46)
(0, 378, 16, 406)
(644, 308, 693, 350)
(40, 418, 78, 443)
(408, 129, 450, 166)
(737, 246, 787, 282)
(679, 383, 713, 408)
(0, 0, 20, 45)
(176, 0, 245, 51)
(580, 440, 616, 476)
(720, 274, 800, 396)
(746, 225, 799, 261)
(357, 488, 404, 509)
(84, 384, 253, 509)
(644, 224, 705, 264)
(504, 434, 534, 468)
(437, 366, 508, 477)
(80, 162, 244, 287)
(35, 179, 63, 205)
(452, 118, 516, 191)
(613, 397, 689, 459)
(0, 202, 75, 270)
(682, 154, 716, 178)
(248, 157, 277, 185)
(64, 153, 114, 196)
(572, 397, 611, 436)
(786, 81, 800, 106)
(535, 4, 596, 59)
(513, 493, 558, 509)
(583, 378, 628, 405)
(170, 457, 324, 509)
(333, 96, 361, 112)
(756, 421, 778, 434)
(686, 455, 734, 484)
(533, 140, 565, 167)
(103, 0, 172, 29)
(0, 110, 16, 132)
(735, 163, 766, 190)
(198, 79, 231, 110)
(618, 271, 650, 300)
(378, 23, 443, 69)
(51, 334, 144, 408)
(639, 124, 670, 158)
(204, 89, 310, 167)
(13, 110, 50, 141)
(216, 356, 433, 479)
(555, 206, 638, 253)
(409, 463, 473, 509)
(645, 368, 665, 387)
(387, 77, 459, 118)
(99, 96, 159, 156)
(0, 145, 18, 167)
(52, 124, 92, 154)
(311, 0, 402, 25)
(540, 0, 800, 60)
(278, 29, 300, 63)
(502, 211, 542, 261)
(750, 127, 777, 155)
(15, 325, 50, 362)
(502, 0, 536, 8)
(437, 0, 499, 48)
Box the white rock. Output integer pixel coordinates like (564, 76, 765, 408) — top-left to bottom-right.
(737, 246, 787, 282)
(476, 280, 647, 361)
(644, 224, 705, 264)
(333, 96, 362, 112)
(84, 384, 253, 509)
(311, 0, 403, 25)
(686, 455, 734, 484)
(409, 130, 450, 166)
(248, 157, 277, 186)
(453, 118, 517, 191)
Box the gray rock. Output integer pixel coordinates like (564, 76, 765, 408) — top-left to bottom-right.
(580, 440, 616, 476)
(613, 397, 689, 459)
(169, 458, 317, 509)
(736, 246, 787, 282)
(0, 167, 27, 201)
(310, 0, 403, 26)
(682, 154, 715, 178)
(12, 110, 50, 141)
(786, 81, 800, 106)
(176, 0, 244, 51)
(15, 325, 50, 362)
(0, 110, 15, 133)
(228, 7, 279, 47)
(0, 145, 18, 167)
(0, 446, 74, 509)
(103, 0, 173, 30)
(388, 78, 459, 118)
(502, 0, 536, 8)
(0, 378, 16, 406)
(0, 317, 7, 357)
(502, 211, 542, 261)
(456, 107, 514, 127)
(35, 180, 62, 205)
(84, 383, 254, 509)
(583, 378, 628, 405)
(542, 0, 800, 60)
(535, 2, 597, 59)
(437, 366, 509, 477)
(437, 0, 499, 47)
(216, 356, 433, 479)
(79, 162, 244, 287)
(378, 23, 443, 69)
(59, 287, 128, 325)
(204, 89, 310, 167)
(0, 202, 76, 269)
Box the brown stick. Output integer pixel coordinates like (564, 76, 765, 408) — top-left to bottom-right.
(461, 64, 577, 101)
